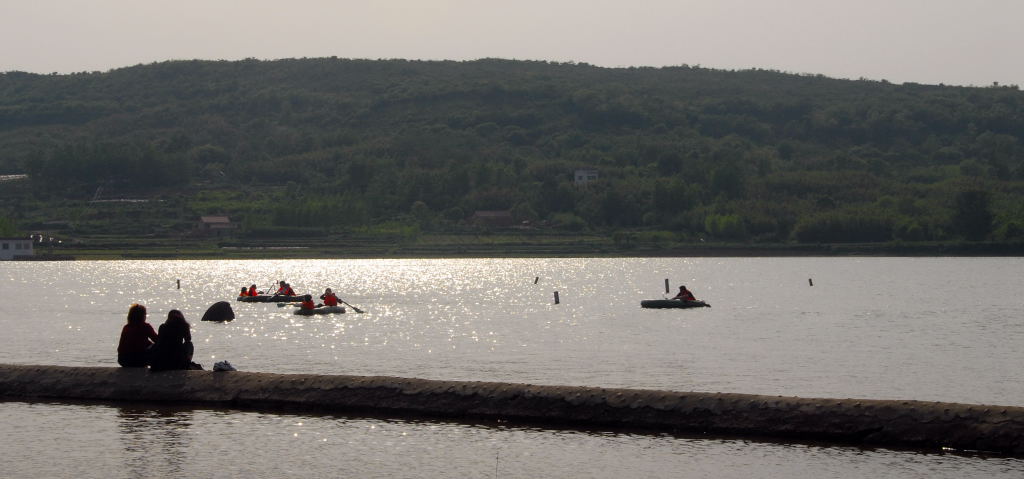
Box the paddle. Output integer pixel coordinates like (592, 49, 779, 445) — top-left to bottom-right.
(340, 299, 364, 313)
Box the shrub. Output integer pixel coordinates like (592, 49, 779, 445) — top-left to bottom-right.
(793, 211, 893, 243)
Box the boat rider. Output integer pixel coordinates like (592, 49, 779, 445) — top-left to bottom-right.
(320, 288, 340, 307)
(248, 284, 259, 296)
(276, 281, 296, 296)
(672, 285, 696, 301)
(299, 294, 317, 310)
(240, 287, 249, 297)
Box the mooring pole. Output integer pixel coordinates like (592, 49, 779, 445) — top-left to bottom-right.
(554, 291, 560, 304)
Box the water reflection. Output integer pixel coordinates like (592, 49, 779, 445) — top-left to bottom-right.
(4, 400, 1024, 478)
(117, 405, 194, 478)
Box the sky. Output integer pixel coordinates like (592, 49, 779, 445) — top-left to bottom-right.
(1, 0, 1021, 87)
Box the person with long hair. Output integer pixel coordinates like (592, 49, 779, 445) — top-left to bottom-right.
(149, 309, 195, 371)
(117, 303, 158, 367)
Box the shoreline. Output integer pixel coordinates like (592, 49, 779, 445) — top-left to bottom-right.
(17, 243, 1024, 261)
(16, 231, 1024, 260)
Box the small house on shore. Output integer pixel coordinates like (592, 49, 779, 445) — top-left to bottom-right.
(196, 216, 237, 237)
(0, 237, 33, 260)
(471, 210, 514, 228)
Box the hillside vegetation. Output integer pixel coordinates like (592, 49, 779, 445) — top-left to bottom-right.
(1, 58, 1023, 254)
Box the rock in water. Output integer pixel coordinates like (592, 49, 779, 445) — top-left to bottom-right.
(201, 301, 235, 322)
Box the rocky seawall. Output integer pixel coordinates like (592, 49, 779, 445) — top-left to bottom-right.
(2, 364, 1023, 455)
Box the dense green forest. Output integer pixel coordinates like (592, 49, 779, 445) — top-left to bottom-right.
(1, 58, 1023, 250)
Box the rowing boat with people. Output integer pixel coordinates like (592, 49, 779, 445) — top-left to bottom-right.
(640, 299, 711, 309)
(237, 295, 304, 303)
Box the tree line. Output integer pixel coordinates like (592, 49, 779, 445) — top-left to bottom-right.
(0, 58, 1022, 243)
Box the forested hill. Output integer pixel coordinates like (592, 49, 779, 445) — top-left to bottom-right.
(1, 58, 1023, 244)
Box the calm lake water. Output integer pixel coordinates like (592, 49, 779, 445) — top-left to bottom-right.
(2, 258, 1024, 478)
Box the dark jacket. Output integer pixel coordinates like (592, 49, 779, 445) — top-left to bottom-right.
(149, 320, 193, 371)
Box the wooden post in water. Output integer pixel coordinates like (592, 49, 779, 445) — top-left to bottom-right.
(534, 277, 539, 284)
(808, 278, 813, 286)
(177, 279, 181, 289)
(665, 279, 670, 294)
(554, 291, 560, 304)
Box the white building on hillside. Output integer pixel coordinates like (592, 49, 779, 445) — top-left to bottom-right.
(0, 237, 33, 260)
(574, 169, 599, 185)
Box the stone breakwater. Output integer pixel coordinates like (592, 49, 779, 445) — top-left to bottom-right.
(3, 364, 1023, 455)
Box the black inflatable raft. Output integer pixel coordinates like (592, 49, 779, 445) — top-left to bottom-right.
(237, 295, 304, 303)
(293, 306, 346, 316)
(640, 299, 711, 309)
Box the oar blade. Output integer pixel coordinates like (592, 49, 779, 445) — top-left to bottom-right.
(341, 300, 364, 313)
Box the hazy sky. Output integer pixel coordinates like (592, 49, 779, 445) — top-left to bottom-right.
(2, 0, 1021, 86)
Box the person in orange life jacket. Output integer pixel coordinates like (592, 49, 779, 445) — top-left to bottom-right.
(320, 288, 340, 307)
(240, 287, 248, 297)
(248, 284, 259, 296)
(300, 294, 317, 310)
(672, 285, 696, 301)
(276, 281, 295, 296)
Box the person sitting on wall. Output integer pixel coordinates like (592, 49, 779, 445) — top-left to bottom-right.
(299, 294, 317, 311)
(149, 309, 197, 371)
(319, 288, 341, 307)
(117, 303, 158, 367)
(672, 285, 697, 301)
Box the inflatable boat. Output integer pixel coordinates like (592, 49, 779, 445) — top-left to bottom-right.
(237, 295, 304, 303)
(640, 299, 711, 309)
(293, 306, 346, 316)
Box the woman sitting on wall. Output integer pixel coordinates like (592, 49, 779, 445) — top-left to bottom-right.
(117, 303, 158, 367)
(149, 309, 196, 371)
